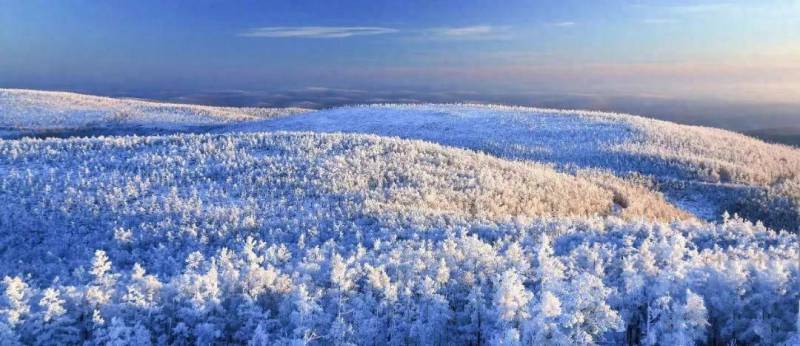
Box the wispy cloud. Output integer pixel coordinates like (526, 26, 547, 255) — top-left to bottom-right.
(654, 2, 799, 18)
(427, 25, 512, 40)
(550, 21, 576, 27)
(632, 2, 798, 25)
(240, 24, 514, 41)
(631, 2, 738, 16)
(239, 26, 398, 38)
(667, 3, 735, 14)
(437, 25, 494, 37)
(641, 18, 678, 25)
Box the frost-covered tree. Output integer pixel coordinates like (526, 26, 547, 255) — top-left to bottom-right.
(91, 317, 151, 346)
(522, 291, 567, 345)
(409, 277, 450, 345)
(456, 283, 488, 345)
(644, 290, 708, 346)
(0, 129, 797, 344)
(1, 277, 29, 328)
(31, 288, 80, 344)
(39, 289, 65, 324)
(535, 233, 565, 293)
(560, 272, 624, 344)
(281, 284, 324, 344)
(492, 269, 531, 344)
(248, 321, 274, 346)
(620, 252, 647, 344)
(86, 250, 116, 309)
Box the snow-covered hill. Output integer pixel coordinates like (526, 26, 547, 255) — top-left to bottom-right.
(234, 104, 800, 231)
(0, 89, 307, 138)
(0, 90, 798, 345)
(0, 131, 692, 282)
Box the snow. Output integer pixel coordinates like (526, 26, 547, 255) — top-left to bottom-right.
(233, 104, 635, 169)
(236, 104, 800, 230)
(0, 89, 307, 138)
(0, 131, 691, 282)
(0, 90, 798, 345)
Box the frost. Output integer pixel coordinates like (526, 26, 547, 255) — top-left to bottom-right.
(0, 89, 307, 138)
(0, 91, 798, 344)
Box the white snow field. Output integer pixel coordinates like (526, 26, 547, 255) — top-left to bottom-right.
(0, 89, 307, 138)
(0, 90, 798, 345)
(237, 104, 800, 231)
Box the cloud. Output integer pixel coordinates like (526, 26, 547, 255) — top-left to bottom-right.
(656, 2, 799, 18)
(239, 24, 514, 41)
(437, 25, 494, 37)
(239, 26, 398, 38)
(667, 3, 735, 14)
(631, 2, 740, 16)
(550, 21, 576, 27)
(427, 25, 512, 40)
(641, 18, 678, 25)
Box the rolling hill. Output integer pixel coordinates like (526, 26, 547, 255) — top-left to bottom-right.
(234, 104, 800, 231)
(0, 89, 797, 345)
(0, 89, 307, 139)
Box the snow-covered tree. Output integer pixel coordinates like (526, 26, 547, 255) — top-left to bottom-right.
(92, 317, 151, 346)
(522, 290, 567, 345)
(31, 288, 80, 344)
(1, 277, 29, 328)
(644, 290, 709, 346)
(535, 233, 565, 293)
(492, 269, 531, 344)
(0, 128, 797, 344)
(560, 272, 624, 344)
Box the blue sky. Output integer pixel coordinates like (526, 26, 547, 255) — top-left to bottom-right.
(1, 0, 798, 102)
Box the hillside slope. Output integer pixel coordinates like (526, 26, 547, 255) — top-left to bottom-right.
(0, 91, 798, 345)
(235, 104, 800, 231)
(0, 131, 689, 281)
(0, 89, 307, 138)
(0, 131, 797, 346)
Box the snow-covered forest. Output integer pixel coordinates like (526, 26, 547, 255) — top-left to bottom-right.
(0, 90, 798, 345)
(0, 89, 307, 138)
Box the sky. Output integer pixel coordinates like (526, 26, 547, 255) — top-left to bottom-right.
(1, 0, 799, 105)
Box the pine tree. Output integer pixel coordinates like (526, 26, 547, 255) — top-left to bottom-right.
(248, 321, 272, 346)
(522, 291, 566, 345)
(90, 250, 113, 285)
(1, 277, 29, 328)
(328, 314, 355, 346)
(90, 317, 151, 346)
(645, 290, 709, 346)
(492, 328, 521, 346)
(535, 234, 565, 293)
(283, 284, 322, 343)
(560, 272, 624, 344)
(122, 263, 162, 310)
(621, 254, 646, 345)
(457, 283, 487, 345)
(492, 269, 531, 343)
(39, 289, 65, 324)
(194, 322, 221, 345)
(679, 290, 709, 345)
(86, 250, 117, 308)
(410, 277, 450, 345)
